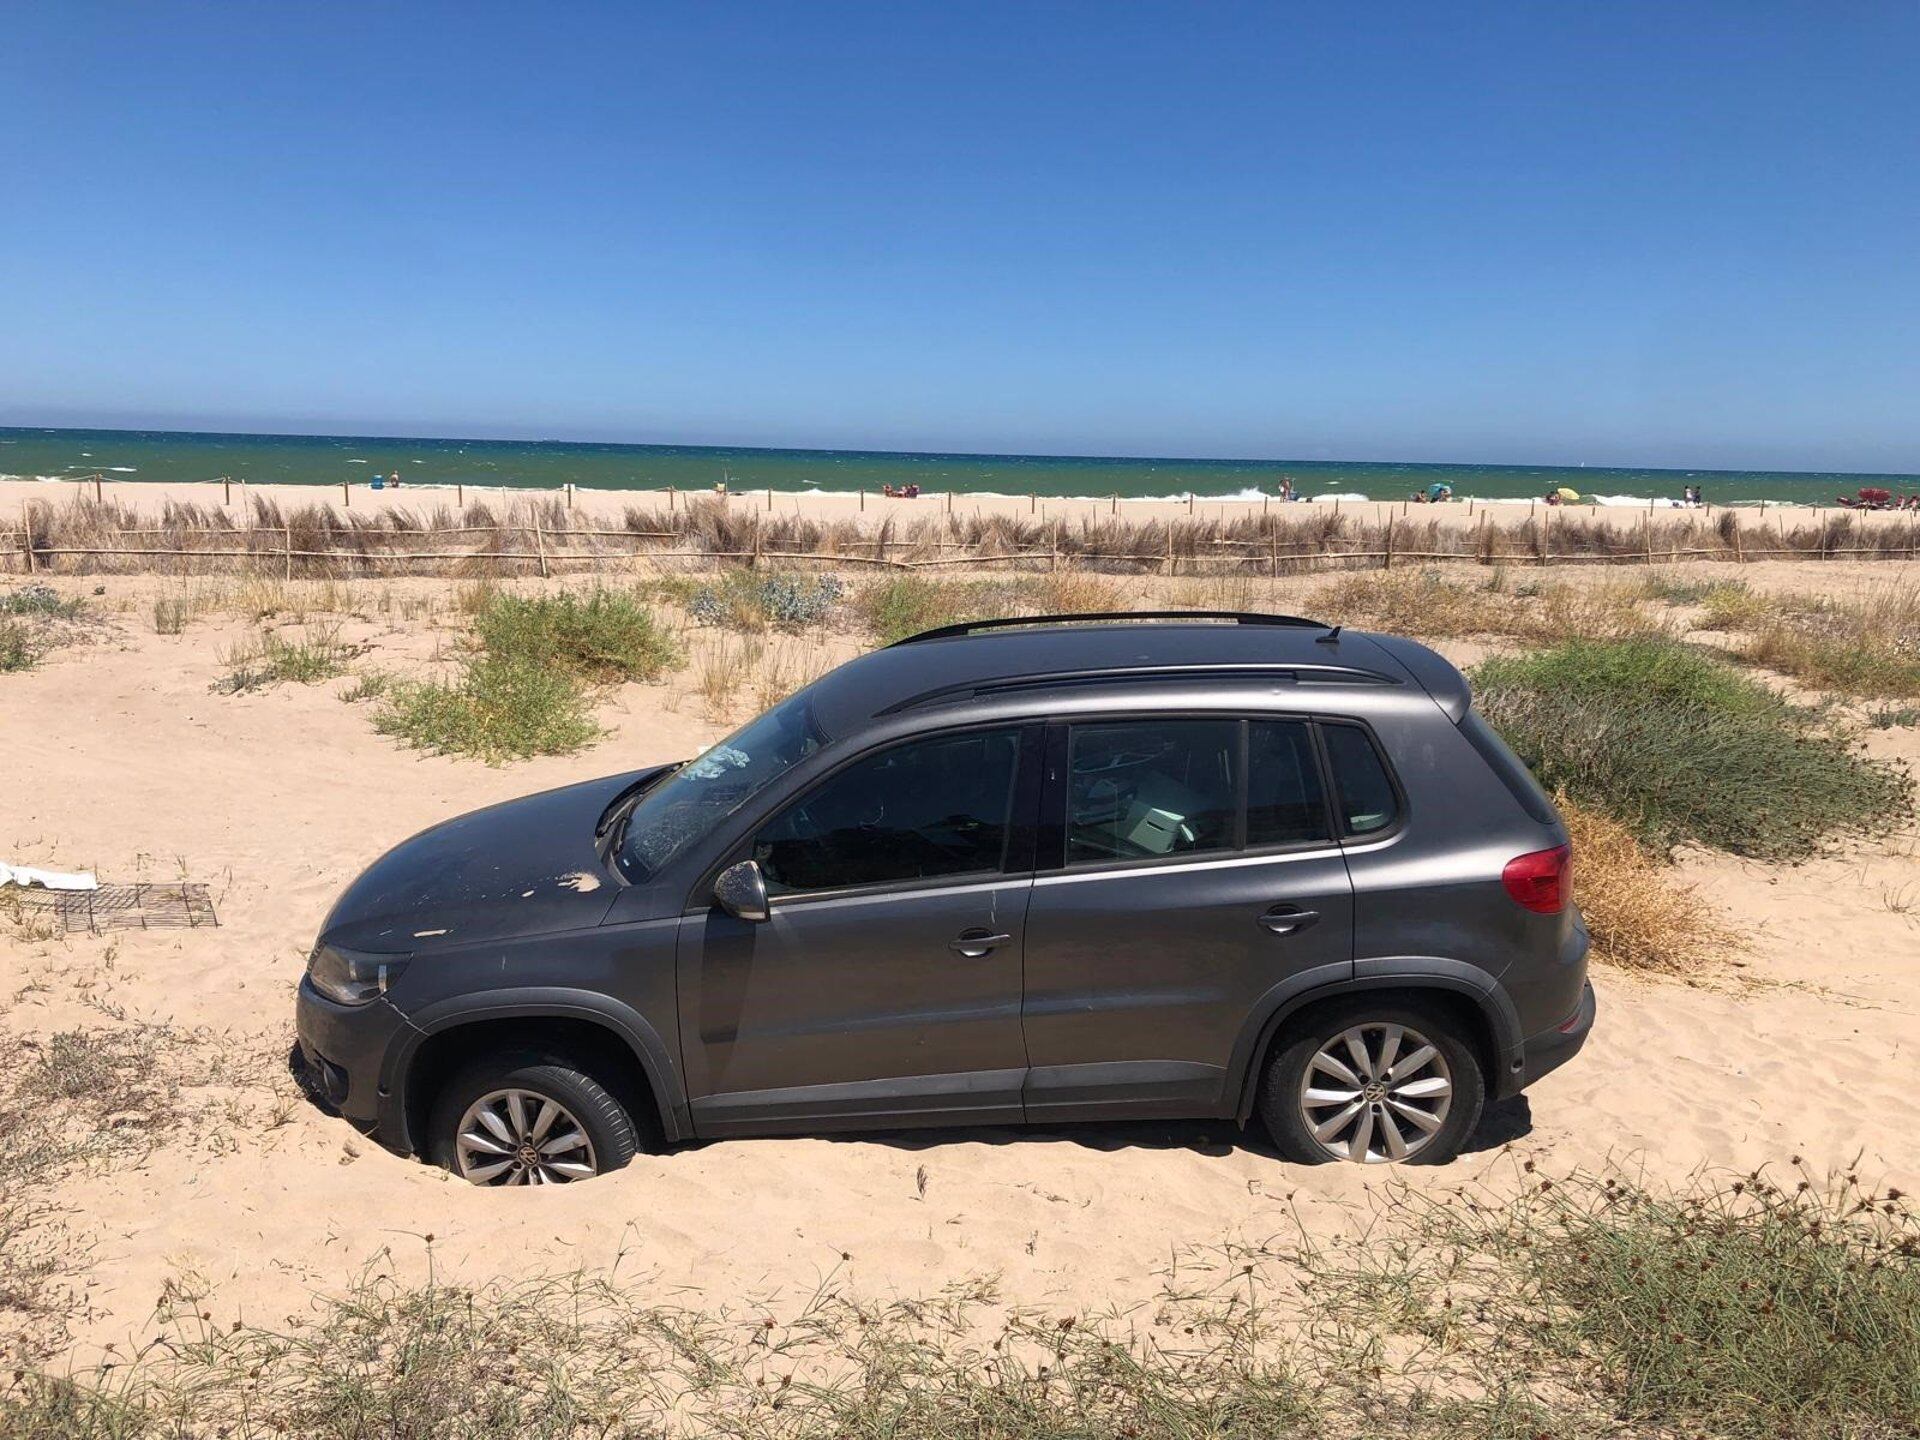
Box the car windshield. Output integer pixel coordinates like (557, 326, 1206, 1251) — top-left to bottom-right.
(618, 693, 825, 880)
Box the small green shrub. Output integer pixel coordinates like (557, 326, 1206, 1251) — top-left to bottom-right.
(213, 627, 353, 694)
(374, 657, 601, 763)
(1474, 638, 1911, 857)
(1867, 703, 1920, 730)
(687, 572, 845, 631)
(471, 589, 680, 683)
(0, 584, 81, 619)
(0, 619, 32, 673)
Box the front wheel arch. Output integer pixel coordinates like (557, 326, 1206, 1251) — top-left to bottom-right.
(400, 1014, 667, 1159)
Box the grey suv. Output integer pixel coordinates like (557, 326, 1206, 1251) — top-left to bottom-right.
(295, 612, 1593, 1184)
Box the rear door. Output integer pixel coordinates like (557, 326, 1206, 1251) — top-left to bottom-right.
(677, 723, 1041, 1135)
(1020, 715, 1355, 1121)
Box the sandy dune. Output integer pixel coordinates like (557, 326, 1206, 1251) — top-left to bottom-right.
(1, 566, 1915, 1362)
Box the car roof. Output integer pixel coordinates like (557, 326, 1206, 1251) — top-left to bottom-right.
(806, 617, 1469, 734)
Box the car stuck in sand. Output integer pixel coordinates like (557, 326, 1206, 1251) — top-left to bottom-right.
(296, 610, 1593, 1184)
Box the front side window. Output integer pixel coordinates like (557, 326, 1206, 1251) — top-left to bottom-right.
(1322, 723, 1399, 835)
(1067, 720, 1238, 863)
(753, 727, 1023, 895)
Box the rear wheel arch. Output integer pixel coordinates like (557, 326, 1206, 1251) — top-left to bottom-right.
(1234, 974, 1513, 1125)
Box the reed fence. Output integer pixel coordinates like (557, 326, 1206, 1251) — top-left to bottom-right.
(7, 494, 1920, 582)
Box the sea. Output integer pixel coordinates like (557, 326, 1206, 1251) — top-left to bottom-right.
(3, 427, 1913, 508)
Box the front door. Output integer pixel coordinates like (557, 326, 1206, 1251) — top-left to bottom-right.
(1021, 715, 1355, 1120)
(679, 724, 1039, 1136)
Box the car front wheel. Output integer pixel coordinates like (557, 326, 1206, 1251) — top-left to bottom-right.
(428, 1058, 639, 1186)
(1259, 1002, 1485, 1166)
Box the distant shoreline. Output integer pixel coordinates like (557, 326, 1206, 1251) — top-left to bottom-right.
(4, 425, 1916, 507)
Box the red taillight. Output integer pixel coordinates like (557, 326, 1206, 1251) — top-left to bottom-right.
(1502, 843, 1571, 914)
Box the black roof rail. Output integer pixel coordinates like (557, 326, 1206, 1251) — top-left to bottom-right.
(874, 661, 1397, 716)
(888, 610, 1332, 647)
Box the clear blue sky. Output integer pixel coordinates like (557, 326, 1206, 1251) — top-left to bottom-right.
(4, 3, 1917, 471)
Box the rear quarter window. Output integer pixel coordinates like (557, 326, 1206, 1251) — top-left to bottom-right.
(1458, 711, 1560, 825)
(1320, 723, 1400, 837)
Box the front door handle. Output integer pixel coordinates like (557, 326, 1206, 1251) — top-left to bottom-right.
(949, 928, 1012, 958)
(1259, 905, 1320, 936)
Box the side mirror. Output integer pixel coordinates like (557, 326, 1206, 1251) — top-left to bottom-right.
(713, 859, 770, 923)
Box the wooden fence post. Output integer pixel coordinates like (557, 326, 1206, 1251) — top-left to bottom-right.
(1477, 508, 1490, 565)
(22, 504, 35, 575)
(342, 481, 350, 508)
(1383, 516, 1395, 570)
(94, 475, 103, 503)
(1165, 525, 1175, 577)
(1731, 515, 1744, 563)
(223, 476, 232, 505)
(1642, 512, 1653, 564)
(1269, 530, 1278, 578)
(533, 513, 548, 579)
(284, 526, 293, 581)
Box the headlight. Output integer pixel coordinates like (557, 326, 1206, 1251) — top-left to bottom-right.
(307, 943, 410, 1006)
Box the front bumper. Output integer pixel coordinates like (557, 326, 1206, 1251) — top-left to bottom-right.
(294, 976, 415, 1151)
(1513, 979, 1596, 1092)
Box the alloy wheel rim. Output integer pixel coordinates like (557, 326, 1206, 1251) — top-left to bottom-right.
(1298, 1023, 1453, 1164)
(455, 1088, 598, 1185)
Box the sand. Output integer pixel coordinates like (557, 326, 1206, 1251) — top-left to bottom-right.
(2, 564, 1916, 1364)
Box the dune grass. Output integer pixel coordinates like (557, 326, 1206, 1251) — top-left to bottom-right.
(3, 1168, 1910, 1439)
(1474, 638, 1911, 858)
(1736, 583, 1920, 700)
(212, 626, 355, 694)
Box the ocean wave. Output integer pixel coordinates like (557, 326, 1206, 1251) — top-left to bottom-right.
(107, 466, 138, 473)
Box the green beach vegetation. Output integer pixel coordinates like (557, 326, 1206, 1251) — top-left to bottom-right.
(372, 587, 680, 763)
(1473, 637, 1912, 859)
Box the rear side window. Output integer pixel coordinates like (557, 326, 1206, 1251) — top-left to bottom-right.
(1321, 723, 1399, 836)
(1067, 719, 1237, 862)
(1458, 711, 1558, 825)
(1247, 720, 1330, 847)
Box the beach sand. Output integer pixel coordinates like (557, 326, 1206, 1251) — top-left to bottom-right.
(1, 563, 1915, 1365)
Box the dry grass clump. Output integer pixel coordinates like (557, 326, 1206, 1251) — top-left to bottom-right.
(1735, 582, 1920, 700)
(1314, 567, 1663, 643)
(1561, 801, 1732, 976)
(855, 572, 1125, 643)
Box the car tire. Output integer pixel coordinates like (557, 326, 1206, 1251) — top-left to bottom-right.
(428, 1057, 640, 1186)
(1258, 1001, 1485, 1166)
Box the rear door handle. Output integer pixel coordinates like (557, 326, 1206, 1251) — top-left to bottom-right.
(1259, 905, 1319, 936)
(949, 928, 1012, 958)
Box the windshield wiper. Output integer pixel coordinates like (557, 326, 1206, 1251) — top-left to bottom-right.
(594, 762, 684, 842)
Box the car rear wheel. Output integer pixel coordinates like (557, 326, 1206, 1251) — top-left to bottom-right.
(429, 1058, 639, 1186)
(1259, 1002, 1484, 1165)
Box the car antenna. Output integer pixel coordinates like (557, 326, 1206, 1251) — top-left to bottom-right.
(1316, 624, 1342, 645)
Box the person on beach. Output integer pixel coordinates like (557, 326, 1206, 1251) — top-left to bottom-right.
(389, 470, 402, 490)
(1279, 476, 1294, 502)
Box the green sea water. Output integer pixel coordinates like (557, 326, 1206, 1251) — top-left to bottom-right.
(4, 427, 1913, 507)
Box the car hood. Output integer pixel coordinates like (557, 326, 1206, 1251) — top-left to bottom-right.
(318, 767, 669, 953)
